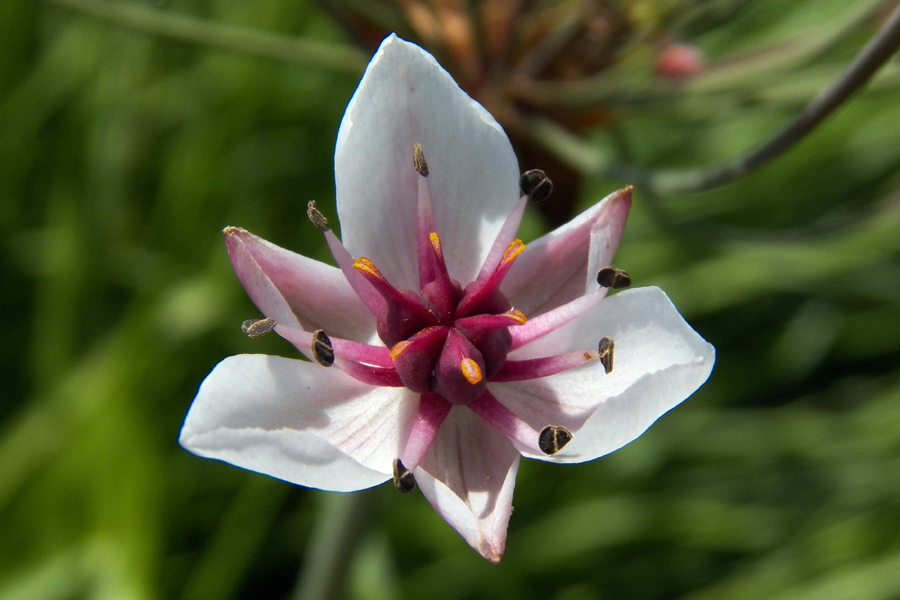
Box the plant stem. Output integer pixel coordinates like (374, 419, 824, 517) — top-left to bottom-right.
(532, 4, 900, 196)
(45, 0, 369, 75)
(665, 2, 900, 193)
(292, 489, 377, 600)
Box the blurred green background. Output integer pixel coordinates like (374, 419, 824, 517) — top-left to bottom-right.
(3, 0, 900, 599)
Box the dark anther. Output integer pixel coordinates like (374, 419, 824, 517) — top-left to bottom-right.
(519, 169, 553, 202)
(597, 266, 632, 289)
(307, 201, 330, 232)
(312, 329, 335, 367)
(598, 337, 614, 374)
(392, 458, 417, 493)
(539, 425, 573, 455)
(413, 143, 429, 177)
(241, 318, 276, 338)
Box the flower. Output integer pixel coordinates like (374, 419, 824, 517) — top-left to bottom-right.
(179, 35, 715, 562)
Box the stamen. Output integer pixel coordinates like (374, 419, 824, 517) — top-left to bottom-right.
(507, 309, 527, 325)
(510, 288, 604, 351)
(598, 337, 614, 374)
(306, 200, 329, 231)
(413, 143, 429, 177)
(429, 232, 442, 255)
(519, 169, 553, 202)
(333, 340, 393, 368)
(392, 458, 417, 494)
(333, 356, 404, 387)
(353, 257, 422, 308)
(304, 207, 383, 317)
(415, 144, 436, 289)
(401, 392, 452, 470)
(596, 266, 632, 289)
(476, 195, 528, 283)
(460, 358, 483, 384)
(275, 326, 402, 386)
(353, 257, 384, 280)
(538, 426, 573, 455)
(241, 318, 275, 338)
(501, 239, 525, 265)
(312, 330, 335, 367)
(490, 350, 598, 382)
(454, 310, 526, 338)
(275, 324, 393, 367)
(468, 391, 542, 453)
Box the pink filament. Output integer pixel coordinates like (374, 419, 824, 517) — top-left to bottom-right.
(402, 392, 452, 470)
(477, 195, 528, 283)
(468, 390, 540, 453)
(323, 230, 384, 317)
(509, 288, 605, 350)
(491, 351, 596, 382)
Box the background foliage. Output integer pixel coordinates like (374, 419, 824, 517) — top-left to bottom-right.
(2, 0, 900, 599)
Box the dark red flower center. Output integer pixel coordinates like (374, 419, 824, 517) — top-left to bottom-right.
(353, 234, 525, 405)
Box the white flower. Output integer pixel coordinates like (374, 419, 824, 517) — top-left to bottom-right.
(180, 35, 715, 562)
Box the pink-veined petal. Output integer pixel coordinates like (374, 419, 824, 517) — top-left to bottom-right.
(415, 408, 520, 563)
(180, 354, 417, 491)
(502, 187, 632, 316)
(335, 34, 520, 290)
(225, 228, 301, 330)
(494, 286, 714, 463)
(225, 227, 377, 342)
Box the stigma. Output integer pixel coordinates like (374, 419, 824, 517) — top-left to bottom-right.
(352, 229, 522, 405)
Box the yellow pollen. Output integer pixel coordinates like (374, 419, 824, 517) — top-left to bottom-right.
(501, 239, 525, 265)
(506, 309, 527, 324)
(460, 359, 483, 384)
(390, 340, 411, 361)
(353, 257, 382, 279)
(429, 232, 442, 254)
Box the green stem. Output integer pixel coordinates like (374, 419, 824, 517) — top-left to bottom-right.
(45, 0, 369, 75)
(531, 3, 900, 196)
(293, 489, 378, 600)
(663, 2, 900, 193)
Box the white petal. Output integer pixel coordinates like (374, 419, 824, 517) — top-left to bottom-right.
(335, 35, 520, 290)
(502, 187, 631, 316)
(180, 354, 418, 491)
(225, 228, 301, 331)
(496, 287, 714, 463)
(415, 408, 519, 562)
(225, 227, 377, 342)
